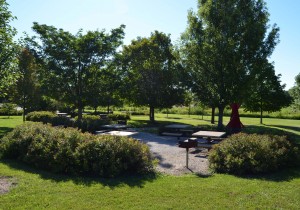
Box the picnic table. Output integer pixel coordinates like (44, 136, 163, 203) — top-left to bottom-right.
(192, 131, 226, 139)
(165, 124, 191, 129)
(191, 131, 226, 151)
(100, 124, 128, 131)
(57, 112, 68, 117)
(160, 124, 194, 138)
(101, 130, 138, 137)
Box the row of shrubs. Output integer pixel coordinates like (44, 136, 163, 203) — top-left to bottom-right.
(209, 133, 300, 175)
(25, 111, 130, 133)
(0, 122, 153, 177)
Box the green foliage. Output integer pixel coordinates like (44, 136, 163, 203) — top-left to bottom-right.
(209, 133, 300, 175)
(0, 103, 22, 116)
(74, 115, 111, 133)
(51, 116, 74, 127)
(26, 111, 75, 127)
(0, 0, 18, 97)
(181, 0, 280, 129)
(108, 113, 130, 121)
(289, 73, 300, 111)
(77, 135, 153, 176)
(26, 23, 125, 121)
(12, 48, 42, 114)
(244, 63, 292, 124)
(122, 31, 185, 122)
(26, 111, 56, 124)
(0, 122, 153, 177)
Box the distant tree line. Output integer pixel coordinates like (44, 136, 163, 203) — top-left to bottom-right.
(0, 0, 295, 128)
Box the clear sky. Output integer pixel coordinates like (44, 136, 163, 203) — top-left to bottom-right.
(6, 0, 300, 90)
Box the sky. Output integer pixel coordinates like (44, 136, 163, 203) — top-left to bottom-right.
(6, 0, 300, 90)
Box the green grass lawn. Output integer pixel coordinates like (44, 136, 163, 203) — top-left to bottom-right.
(0, 116, 23, 138)
(1, 115, 300, 209)
(0, 160, 300, 209)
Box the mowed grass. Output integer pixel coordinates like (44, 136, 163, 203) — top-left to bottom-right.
(0, 115, 300, 209)
(0, 161, 300, 209)
(0, 116, 23, 138)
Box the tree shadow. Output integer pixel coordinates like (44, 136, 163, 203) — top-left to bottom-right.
(269, 124, 300, 133)
(0, 127, 14, 138)
(0, 159, 158, 189)
(129, 119, 193, 128)
(233, 166, 300, 182)
(242, 125, 300, 143)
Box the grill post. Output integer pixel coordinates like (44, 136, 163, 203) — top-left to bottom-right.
(186, 148, 189, 168)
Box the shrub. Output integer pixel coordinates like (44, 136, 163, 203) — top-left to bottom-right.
(26, 111, 56, 124)
(0, 122, 154, 177)
(209, 133, 300, 175)
(76, 135, 153, 177)
(75, 115, 111, 133)
(108, 113, 130, 121)
(51, 116, 74, 127)
(0, 103, 23, 116)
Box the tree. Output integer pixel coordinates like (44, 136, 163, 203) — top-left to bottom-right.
(289, 73, 300, 111)
(86, 62, 123, 113)
(244, 62, 292, 124)
(181, 0, 279, 130)
(0, 0, 18, 97)
(122, 31, 184, 122)
(27, 23, 125, 121)
(12, 48, 41, 122)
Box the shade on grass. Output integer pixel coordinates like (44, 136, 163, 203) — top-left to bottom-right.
(0, 160, 300, 209)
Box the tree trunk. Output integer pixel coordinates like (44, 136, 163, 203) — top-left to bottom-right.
(23, 95, 26, 122)
(260, 100, 263, 124)
(211, 107, 215, 124)
(217, 106, 225, 131)
(77, 97, 83, 125)
(188, 104, 191, 117)
(149, 106, 155, 122)
(107, 104, 110, 114)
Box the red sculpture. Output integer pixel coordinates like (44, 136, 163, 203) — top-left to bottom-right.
(226, 103, 244, 133)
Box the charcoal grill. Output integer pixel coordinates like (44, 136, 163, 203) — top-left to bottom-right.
(178, 139, 198, 168)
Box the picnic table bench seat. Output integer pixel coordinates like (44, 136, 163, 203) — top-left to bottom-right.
(161, 132, 183, 137)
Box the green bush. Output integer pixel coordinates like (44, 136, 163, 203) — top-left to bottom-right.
(51, 116, 74, 127)
(26, 111, 56, 124)
(209, 133, 300, 175)
(0, 103, 23, 116)
(0, 122, 154, 177)
(77, 135, 153, 176)
(75, 115, 111, 133)
(108, 113, 130, 121)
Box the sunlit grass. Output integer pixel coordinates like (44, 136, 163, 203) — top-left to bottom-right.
(0, 116, 23, 138)
(0, 115, 300, 209)
(0, 160, 299, 209)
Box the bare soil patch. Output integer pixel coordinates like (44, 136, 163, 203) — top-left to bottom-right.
(0, 176, 17, 195)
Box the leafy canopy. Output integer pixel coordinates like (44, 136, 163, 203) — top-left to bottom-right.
(0, 0, 17, 97)
(26, 23, 125, 120)
(181, 0, 280, 129)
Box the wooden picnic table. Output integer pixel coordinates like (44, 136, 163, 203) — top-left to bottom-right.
(192, 131, 226, 138)
(161, 124, 194, 138)
(191, 131, 226, 151)
(57, 112, 68, 117)
(101, 130, 138, 137)
(165, 124, 191, 129)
